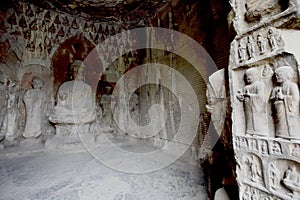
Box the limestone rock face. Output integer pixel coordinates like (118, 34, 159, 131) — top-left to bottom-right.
(228, 0, 300, 199)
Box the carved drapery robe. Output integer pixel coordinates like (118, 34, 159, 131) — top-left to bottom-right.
(271, 81, 300, 139)
(243, 81, 268, 135)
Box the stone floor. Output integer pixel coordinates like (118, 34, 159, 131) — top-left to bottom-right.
(0, 139, 208, 200)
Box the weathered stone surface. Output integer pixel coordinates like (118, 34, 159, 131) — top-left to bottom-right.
(228, 0, 300, 199)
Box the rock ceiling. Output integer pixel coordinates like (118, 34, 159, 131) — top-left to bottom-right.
(24, 0, 169, 26)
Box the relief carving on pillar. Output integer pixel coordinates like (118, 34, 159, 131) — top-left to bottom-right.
(236, 28, 283, 65)
(271, 66, 300, 139)
(244, 154, 264, 185)
(268, 160, 300, 199)
(229, 1, 300, 199)
(236, 67, 269, 136)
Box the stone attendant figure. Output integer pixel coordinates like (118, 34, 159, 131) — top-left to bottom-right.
(269, 164, 280, 189)
(237, 68, 268, 135)
(100, 86, 114, 128)
(238, 41, 247, 62)
(23, 78, 47, 138)
(267, 28, 278, 50)
(271, 66, 300, 139)
(2, 80, 20, 141)
(49, 60, 95, 125)
(257, 33, 266, 54)
(247, 36, 256, 59)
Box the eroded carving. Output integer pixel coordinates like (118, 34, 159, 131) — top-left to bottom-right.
(1, 80, 20, 141)
(257, 33, 267, 55)
(247, 36, 256, 60)
(261, 140, 269, 155)
(268, 28, 278, 51)
(270, 163, 280, 189)
(238, 40, 247, 62)
(281, 165, 300, 196)
(245, 0, 284, 23)
(270, 141, 282, 155)
(23, 78, 47, 138)
(245, 155, 262, 183)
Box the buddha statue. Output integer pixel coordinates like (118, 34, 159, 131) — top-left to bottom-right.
(49, 60, 95, 126)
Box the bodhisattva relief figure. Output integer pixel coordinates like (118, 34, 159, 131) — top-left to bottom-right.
(271, 66, 300, 139)
(49, 60, 95, 125)
(237, 68, 268, 135)
(23, 78, 47, 138)
(2, 80, 20, 141)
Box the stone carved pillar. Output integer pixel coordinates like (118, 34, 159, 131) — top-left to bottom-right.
(228, 0, 300, 199)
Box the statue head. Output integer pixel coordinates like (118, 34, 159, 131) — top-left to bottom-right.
(245, 68, 259, 84)
(275, 66, 294, 83)
(69, 60, 86, 81)
(31, 77, 44, 89)
(105, 86, 112, 94)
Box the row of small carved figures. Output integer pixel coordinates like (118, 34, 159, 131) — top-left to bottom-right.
(242, 185, 279, 200)
(234, 136, 300, 158)
(237, 28, 280, 63)
(241, 160, 300, 198)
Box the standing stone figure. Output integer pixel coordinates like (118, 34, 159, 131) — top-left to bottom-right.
(2, 80, 19, 141)
(270, 163, 280, 189)
(257, 33, 266, 54)
(247, 36, 256, 59)
(237, 68, 268, 135)
(238, 41, 247, 62)
(271, 66, 300, 139)
(23, 77, 47, 138)
(267, 28, 278, 50)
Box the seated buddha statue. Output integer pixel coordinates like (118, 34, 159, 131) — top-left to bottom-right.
(49, 60, 95, 125)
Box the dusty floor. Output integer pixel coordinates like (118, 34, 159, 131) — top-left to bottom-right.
(0, 140, 208, 200)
